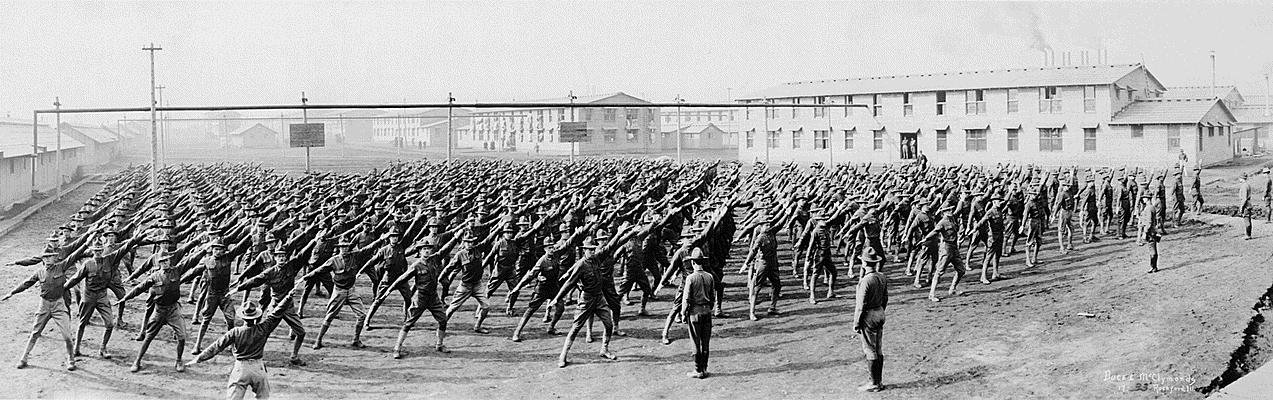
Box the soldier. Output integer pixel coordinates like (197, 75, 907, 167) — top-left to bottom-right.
(368, 233, 463, 359)
(483, 218, 544, 317)
(116, 253, 189, 373)
(1136, 194, 1162, 273)
(1192, 167, 1206, 217)
(301, 238, 369, 350)
(441, 233, 494, 334)
(679, 247, 715, 379)
(1238, 173, 1254, 240)
(184, 235, 253, 355)
(550, 223, 639, 368)
(970, 198, 1005, 283)
(1264, 168, 1272, 223)
(1, 251, 78, 371)
(186, 300, 296, 400)
(853, 247, 888, 392)
(1052, 180, 1076, 253)
(508, 221, 594, 342)
(62, 239, 126, 359)
(801, 209, 837, 303)
(233, 247, 308, 366)
(921, 205, 965, 302)
(741, 213, 782, 321)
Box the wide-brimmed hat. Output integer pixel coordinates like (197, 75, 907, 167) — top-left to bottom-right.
(237, 301, 263, 320)
(858, 247, 884, 264)
(686, 247, 709, 262)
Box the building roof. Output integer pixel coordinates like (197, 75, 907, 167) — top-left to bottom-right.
(1231, 105, 1273, 124)
(1109, 98, 1235, 125)
(227, 123, 279, 137)
(741, 64, 1162, 100)
(661, 122, 726, 134)
(0, 121, 86, 158)
(1163, 86, 1241, 101)
(477, 92, 652, 114)
(60, 123, 120, 144)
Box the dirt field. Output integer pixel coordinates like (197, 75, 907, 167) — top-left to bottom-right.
(1, 151, 1270, 399)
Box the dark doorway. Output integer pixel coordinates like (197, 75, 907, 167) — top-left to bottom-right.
(900, 132, 918, 159)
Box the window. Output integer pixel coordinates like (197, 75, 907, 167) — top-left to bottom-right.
(604, 109, 617, 121)
(792, 98, 800, 119)
(746, 129, 755, 148)
(767, 130, 780, 148)
(626, 129, 638, 142)
(792, 129, 803, 149)
(1131, 124, 1144, 138)
(965, 129, 987, 151)
(1083, 86, 1097, 113)
(1039, 87, 1062, 113)
(1083, 128, 1097, 152)
(1167, 125, 1181, 150)
(872, 130, 885, 150)
(936, 91, 946, 115)
(814, 130, 829, 149)
(744, 108, 751, 120)
(583, 109, 594, 120)
(1208, 126, 1215, 137)
(872, 94, 882, 117)
(626, 108, 639, 120)
(844, 129, 856, 149)
(604, 128, 617, 142)
(965, 89, 986, 115)
(765, 107, 774, 119)
(1007, 128, 1020, 151)
(1007, 88, 1019, 113)
(903, 93, 914, 117)
(936, 129, 948, 151)
(814, 96, 826, 118)
(1039, 128, 1063, 152)
(844, 95, 854, 117)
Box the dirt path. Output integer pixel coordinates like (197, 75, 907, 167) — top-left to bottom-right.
(1, 182, 1270, 399)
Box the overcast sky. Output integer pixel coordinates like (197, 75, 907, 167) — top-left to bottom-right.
(2, 1, 1272, 124)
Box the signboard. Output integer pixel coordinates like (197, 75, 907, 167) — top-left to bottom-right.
(289, 123, 326, 148)
(559, 121, 589, 143)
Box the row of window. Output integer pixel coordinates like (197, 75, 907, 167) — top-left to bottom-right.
(743, 126, 1196, 153)
(662, 111, 736, 123)
(748, 85, 1105, 121)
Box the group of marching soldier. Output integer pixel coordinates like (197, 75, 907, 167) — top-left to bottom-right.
(3, 156, 1257, 397)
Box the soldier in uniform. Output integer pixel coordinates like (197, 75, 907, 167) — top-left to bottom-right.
(301, 238, 369, 350)
(184, 236, 253, 355)
(922, 205, 965, 302)
(508, 221, 595, 342)
(1238, 173, 1254, 240)
(550, 224, 639, 368)
(233, 247, 308, 366)
(1136, 194, 1162, 273)
(853, 247, 888, 392)
(2, 251, 78, 371)
(367, 233, 463, 359)
(679, 247, 715, 379)
(116, 253, 189, 373)
(741, 213, 782, 321)
(187, 300, 296, 400)
(441, 233, 495, 334)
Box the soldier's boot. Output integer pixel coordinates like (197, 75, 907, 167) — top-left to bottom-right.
(193, 322, 211, 355)
(174, 340, 186, 372)
(435, 328, 449, 353)
(392, 329, 409, 359)
(351, 323, 366, 348)
(99, 327, 113, 359)
(600, 337, 617, 361)
(473, 309, 490, 334)
(16, 333, 38, 369)
(313, 323, 330, 350)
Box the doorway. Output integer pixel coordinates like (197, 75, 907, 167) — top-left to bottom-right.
(900, 132, 918, 159)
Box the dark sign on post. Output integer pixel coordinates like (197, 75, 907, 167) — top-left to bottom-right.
(559, 121, 589, 143)
(289, 123, 326, 147)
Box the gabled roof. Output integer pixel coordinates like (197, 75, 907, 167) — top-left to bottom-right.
(661, 122, 726, 134)
(60, 123, 120, 144)
(742, 64, 1160, 100)
(1110, 98, 1236, 125)
(0, 121, 86, 158)
(1163, 86, 1243, 102)
(227, 123, 279, 137)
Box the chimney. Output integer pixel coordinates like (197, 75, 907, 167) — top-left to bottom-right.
(1264, 73, 1270, 117)
(1043, 50, 1049, 67)
(1210, 51, 1217, 99)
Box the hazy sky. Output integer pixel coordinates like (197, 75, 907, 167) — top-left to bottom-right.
(2, 1, 1272, 125)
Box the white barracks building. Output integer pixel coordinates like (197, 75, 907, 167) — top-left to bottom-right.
(736, 64, 1238, 168)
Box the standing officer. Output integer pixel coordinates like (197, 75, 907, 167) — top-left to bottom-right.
(679, 247, 715, 379)
(186, 299, 296, 400)
(853, 247, 888, 392)
(1238, 173, 1254, 240)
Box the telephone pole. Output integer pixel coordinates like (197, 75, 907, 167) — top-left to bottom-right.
(143, 43, 162, 190)
(156, 84, 166, 163)
(302, 92, 310, 173)
(54, 97, 62, 201)
(447, 92, 455, 161)
(675, 95, 683, 163)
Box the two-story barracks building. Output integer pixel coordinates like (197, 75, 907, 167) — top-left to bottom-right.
(735, 64, 1238, 168)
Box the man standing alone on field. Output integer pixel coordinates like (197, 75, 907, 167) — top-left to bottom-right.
(853, 247, 888, 392)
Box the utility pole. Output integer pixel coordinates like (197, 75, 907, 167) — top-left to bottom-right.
(763, 98, 771, 166)
(143, 43, 162, 190)
(30, 111, 37, 190)
(301, 92, 310, 173)
(827, 99, 834, 166)
(54, 98, 62, 201)
(675, 95, 683, 163)
(1210, 50, 1217, 99)
(447, 92, 455, 161)
(156, 84, 166, 163)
